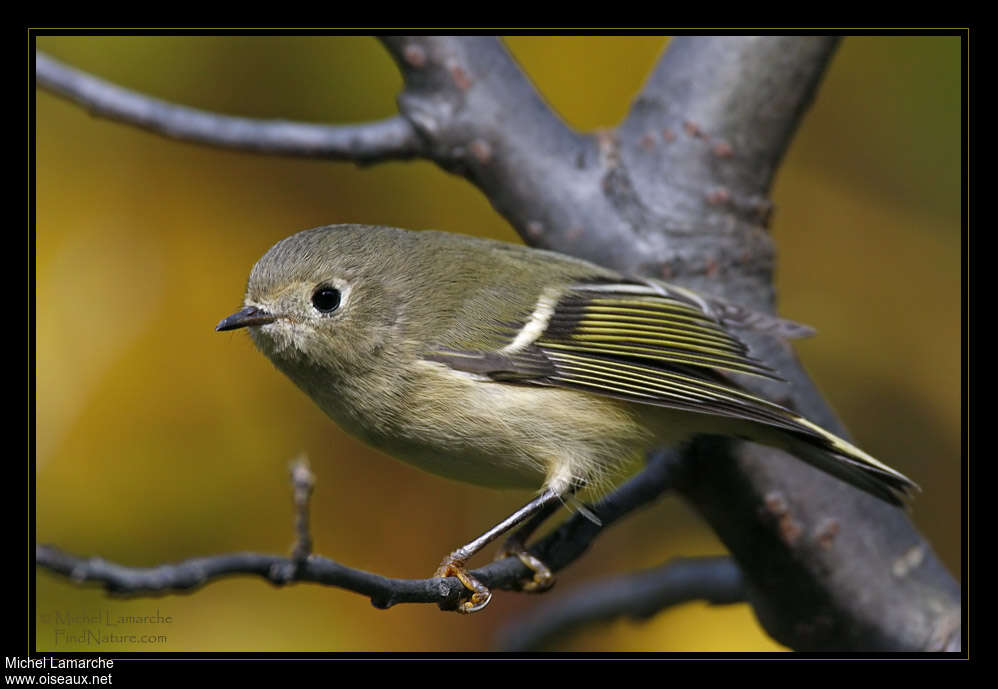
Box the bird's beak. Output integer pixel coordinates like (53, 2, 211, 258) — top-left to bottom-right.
(215, 305, 277, 332)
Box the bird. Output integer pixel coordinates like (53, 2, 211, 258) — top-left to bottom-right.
(216, 224, 917, 612)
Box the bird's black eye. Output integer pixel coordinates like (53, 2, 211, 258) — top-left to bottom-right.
(311, 286, 341, 313)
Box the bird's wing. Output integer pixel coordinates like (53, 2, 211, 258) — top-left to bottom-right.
(425, 279, 916, 503)
(428, 279, 790, 420)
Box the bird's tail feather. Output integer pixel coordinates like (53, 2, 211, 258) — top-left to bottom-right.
(777, 416, 919, 506)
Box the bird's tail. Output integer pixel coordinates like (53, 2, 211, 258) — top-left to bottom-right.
(775, 414, 919, 506)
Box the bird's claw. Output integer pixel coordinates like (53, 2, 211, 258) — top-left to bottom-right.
(495, 542, 555, 593)
(435, 559, 493, 614)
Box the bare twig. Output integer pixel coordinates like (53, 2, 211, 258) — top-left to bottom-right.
(36, 450, 682, 612)
(496, 556, 745, 651)
(35, 51, 423, 163)
(289, 457, 315, 565)
(35, 543, 467, 609)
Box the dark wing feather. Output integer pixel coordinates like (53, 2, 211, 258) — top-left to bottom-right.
(425, 280, 916, 502)
(538, 286, 784, 381)
(426, 280, 793, 423)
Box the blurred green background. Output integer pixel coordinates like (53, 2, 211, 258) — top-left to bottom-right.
(34, 35, 962, 652)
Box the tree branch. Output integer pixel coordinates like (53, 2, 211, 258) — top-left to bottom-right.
(35, 51, 423, 163)
(36, 451, 682, 611)
(381, 36, 644, 270)
(377, 36, 959, 650)
(495, 556, 745, 651)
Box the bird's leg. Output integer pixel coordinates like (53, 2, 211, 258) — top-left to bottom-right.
(493, 498, 562, 592)
(435, 488, 562, 613)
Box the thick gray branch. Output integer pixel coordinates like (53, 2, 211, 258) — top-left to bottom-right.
(618, 37, 959, 652)
(380, 35, 958, 651)
(622, 36, 836, 203)
(381, 36, 658, 273)
(35, 51, 422, 163)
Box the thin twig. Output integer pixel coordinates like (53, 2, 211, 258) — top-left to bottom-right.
(496, 556, 745, 651)
(35, 51, 423, 163)
(35, 450, 682, 612)
(289, 457, 315, 565)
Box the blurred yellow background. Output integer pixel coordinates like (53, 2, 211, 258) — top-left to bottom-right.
(34, 35, 962, 652)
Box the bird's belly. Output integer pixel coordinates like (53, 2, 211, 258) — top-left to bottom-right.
(372, 361, 651, 493)
(365, 432, 546, 489)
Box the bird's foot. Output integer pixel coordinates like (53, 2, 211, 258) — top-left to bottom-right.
(495, 540, 555, 593)
(435, 557, 492, 614)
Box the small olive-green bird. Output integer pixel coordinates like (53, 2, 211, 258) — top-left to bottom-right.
(217, 224, 916, 612)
